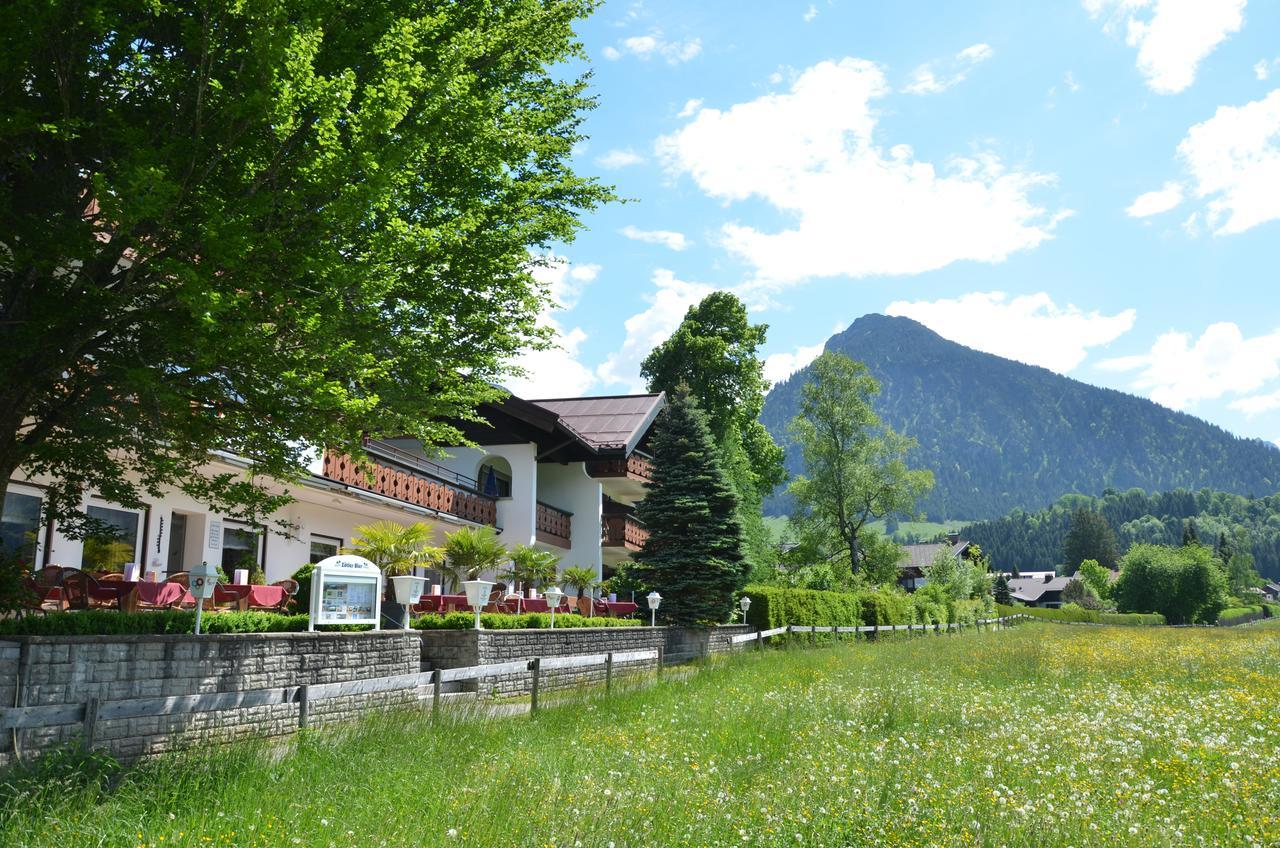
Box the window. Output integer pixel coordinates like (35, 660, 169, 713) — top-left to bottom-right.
(81, 504, 142, 571)
(478, 460, 513, 498)
(220, 524, 261, 576)
(1, 490, 43, 566)
(309, 534, 342, 564)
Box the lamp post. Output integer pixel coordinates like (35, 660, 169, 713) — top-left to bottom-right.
(739, 594, 751, 625)
(461, 577, 494, 630)
(646, 590, 662, 627)
(544, 586, 564, 629)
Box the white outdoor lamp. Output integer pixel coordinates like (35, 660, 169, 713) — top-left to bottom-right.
(739, 594, 752, 624)
(461, 575, 495, 630)
(188, 560, 221, 635)
(646, 590, 663, 627)
(544, 586, 564, 629)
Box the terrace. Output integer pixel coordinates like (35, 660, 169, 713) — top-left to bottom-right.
(535, 501, 572, 548)
(587, 450, 654, 504)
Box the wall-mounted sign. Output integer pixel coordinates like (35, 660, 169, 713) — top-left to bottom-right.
(309, 555, 382, 631)
(207, 519, 222, 550)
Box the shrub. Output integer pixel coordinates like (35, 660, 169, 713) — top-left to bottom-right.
(291, 563, 315, 610)
(859, 589, 914, 629)
(742, 585, 863, 630)
(0, 610, 371, 636)
(412, 612, 642, 630)
(997, 603, 1164, 626)
(1217, 605, 1264, 626)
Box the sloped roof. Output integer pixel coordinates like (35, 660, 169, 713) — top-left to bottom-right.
(1008, 576, 1072, 602)
(899, 540, 970, 572)
(529, 393, 665, 453)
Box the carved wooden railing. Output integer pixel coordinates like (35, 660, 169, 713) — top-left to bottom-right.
(601, 512, 648, 551)
(322, 451, 497, 527)
(587, 452, 654, 483)
(535, 501, 572, 548)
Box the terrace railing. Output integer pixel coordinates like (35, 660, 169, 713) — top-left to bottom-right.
(322, 450, 497, 527)
(535, 502, 572, 548)
(601, 512, 648, 551)
(586, 451, 654, 483)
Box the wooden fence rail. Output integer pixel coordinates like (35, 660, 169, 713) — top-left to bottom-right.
(0, 617, 1033, 750)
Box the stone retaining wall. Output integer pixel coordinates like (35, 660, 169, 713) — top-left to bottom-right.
(0, 631, 419, 767)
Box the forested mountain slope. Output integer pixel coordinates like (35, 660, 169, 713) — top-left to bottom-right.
(760, 314, 1280, 520)
(961, 488, 1280, 580)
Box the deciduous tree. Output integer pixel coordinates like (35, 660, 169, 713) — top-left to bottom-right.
(0, 0, 612, 535)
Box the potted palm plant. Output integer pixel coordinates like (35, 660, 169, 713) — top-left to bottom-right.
(345, 521, 442, 628)
(442, 526, 508, 629)
(501, 545, 561, 612)
(561, 566, 598, 617)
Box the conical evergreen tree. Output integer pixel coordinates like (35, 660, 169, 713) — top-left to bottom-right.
(1182, 519, 1199, 547)
(993, 574, 1011, 605)
(631, 392, 746, 626)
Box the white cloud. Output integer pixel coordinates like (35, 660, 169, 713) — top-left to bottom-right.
(596, 269, 714, 392)
(619, 225, 692, 251)
(763, 343, 825, 384)
(596, 148, 646, 169)
(803, 4, 818, 22)
(904, 43, 994, 95)
(1126, 181, 1184, 217)
(1084, 0, 1246, 94)
(886, 291, 1136, 374)
(1065, 71, 1082, 92)
(1176, 88, 1280, 235)
(677, 98, 702, 118)
(603, 32, 701, 65)
(657, 58, 1063, 284)
(505, 257, 601, 398)
(1100, 322, 1280, 410)
(1257, 60, 1271, 81)
(1230, 389, 1280, 416)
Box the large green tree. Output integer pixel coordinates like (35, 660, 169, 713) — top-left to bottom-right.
(1112, 543, 1229, 625)
(1062, 509, 1120, 572)
(641, 292, 785, 578)
(0, 0, 611, 535)
(787, 352, 933, 581)
(630, 392, 746, 626)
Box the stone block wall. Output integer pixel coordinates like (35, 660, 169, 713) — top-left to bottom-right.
(663, 624, 752, 663)
(0, 631, 419, 767)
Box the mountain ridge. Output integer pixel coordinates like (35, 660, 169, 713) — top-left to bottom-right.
(760, 314, 1280, 520)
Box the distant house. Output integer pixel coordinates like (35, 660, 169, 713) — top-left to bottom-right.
(1261, 581, 1280, 602)
(898, 533, 970, 592)
(1007, 574, 1072, 608)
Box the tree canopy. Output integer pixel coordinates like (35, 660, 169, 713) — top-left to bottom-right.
(630, 392, 746, 626)
(1112, 543, 1228, 625)
(0, 0, 612, 534)
(1062, 509, 1120, 572)
(787, 352, 933, 581)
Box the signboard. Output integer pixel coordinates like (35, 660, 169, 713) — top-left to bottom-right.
(309, 555, 382, 631)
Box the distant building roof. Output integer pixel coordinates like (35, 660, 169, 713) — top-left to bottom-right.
(1008, 575, 1072, 603)
(530, 393, 665, 454)
(899, 540, 970, 573)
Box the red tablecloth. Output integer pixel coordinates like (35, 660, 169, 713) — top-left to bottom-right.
(439, 594, 474, 611)
(605, 601, 638, 616)
(519, 598, 549, 613)
(242, 584, 287, 609)
(134, 581, 187, 607)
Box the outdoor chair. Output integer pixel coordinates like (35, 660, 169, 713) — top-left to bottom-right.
(410, 595, 441, 615)
(98, 572, 126, 581)
(592, 599, 611, 618)
(60, 570, 128, 611)
(272, 578, 300, 609)
(168, 571, 190, 587)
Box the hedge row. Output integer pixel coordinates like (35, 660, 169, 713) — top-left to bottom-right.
(1217, 605, 1264, 626)
(996, 604, 1165, 626)
(412, 612, 643, 630)
(742, 585, 993, 631)
(0, 610, 369, 636)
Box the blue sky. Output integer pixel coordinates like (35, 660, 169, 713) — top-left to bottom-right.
(509, 0, 1280, 448)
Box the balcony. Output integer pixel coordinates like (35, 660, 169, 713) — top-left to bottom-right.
(321, 451, 498, 527)
(535, 501, 572, 548)
(586, 451, 654, 505)
(602, 511, 648, 552)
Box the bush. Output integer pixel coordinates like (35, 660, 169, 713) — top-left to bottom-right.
(1217, 605, 1264, 626)
(859, 589, 914, 629)
(998, 603, 1164, 626)
(291, 563, 316, 610)
(0, 609, 373, 636)
(742, 585, 864, 630)
(412, 612, 642, 630)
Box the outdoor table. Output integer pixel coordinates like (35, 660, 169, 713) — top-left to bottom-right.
(438, 593, 473, 611)
(520, 598, 550, 613)
(242, 584, 288, 611)
(604, 601, 638, 617)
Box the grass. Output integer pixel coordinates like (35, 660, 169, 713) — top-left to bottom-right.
(3, 624, 1279, 846)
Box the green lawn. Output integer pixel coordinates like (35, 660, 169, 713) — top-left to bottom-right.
(3, 624, 1278, 847)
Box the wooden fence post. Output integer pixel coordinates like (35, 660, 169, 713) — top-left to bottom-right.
(810, 625, 816, 645)
(605, 652, 614, 695)
(432, 669, 442, 718)
(756, 630, 763, 652)
(528, 657, 541, 715)
(657, 645, 665, 680)
(82, 697, 99, 750)
(297, 685, 309, 730)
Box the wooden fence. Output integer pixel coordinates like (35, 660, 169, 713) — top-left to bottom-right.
(0, 616, 1030, 753)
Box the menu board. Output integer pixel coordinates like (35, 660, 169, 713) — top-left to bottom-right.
(309, 555, 383, 630)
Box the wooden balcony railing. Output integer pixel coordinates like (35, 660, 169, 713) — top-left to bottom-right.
(601, 512, 648, 551)
(586, 452, 654, 483)
(322, 451, 497, 527)
(535, 501, 572, 548)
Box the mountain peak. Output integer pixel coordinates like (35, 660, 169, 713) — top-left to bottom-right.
(762, 313, 1280, 520)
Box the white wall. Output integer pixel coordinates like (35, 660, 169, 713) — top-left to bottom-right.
(536, 462, 604, 582)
